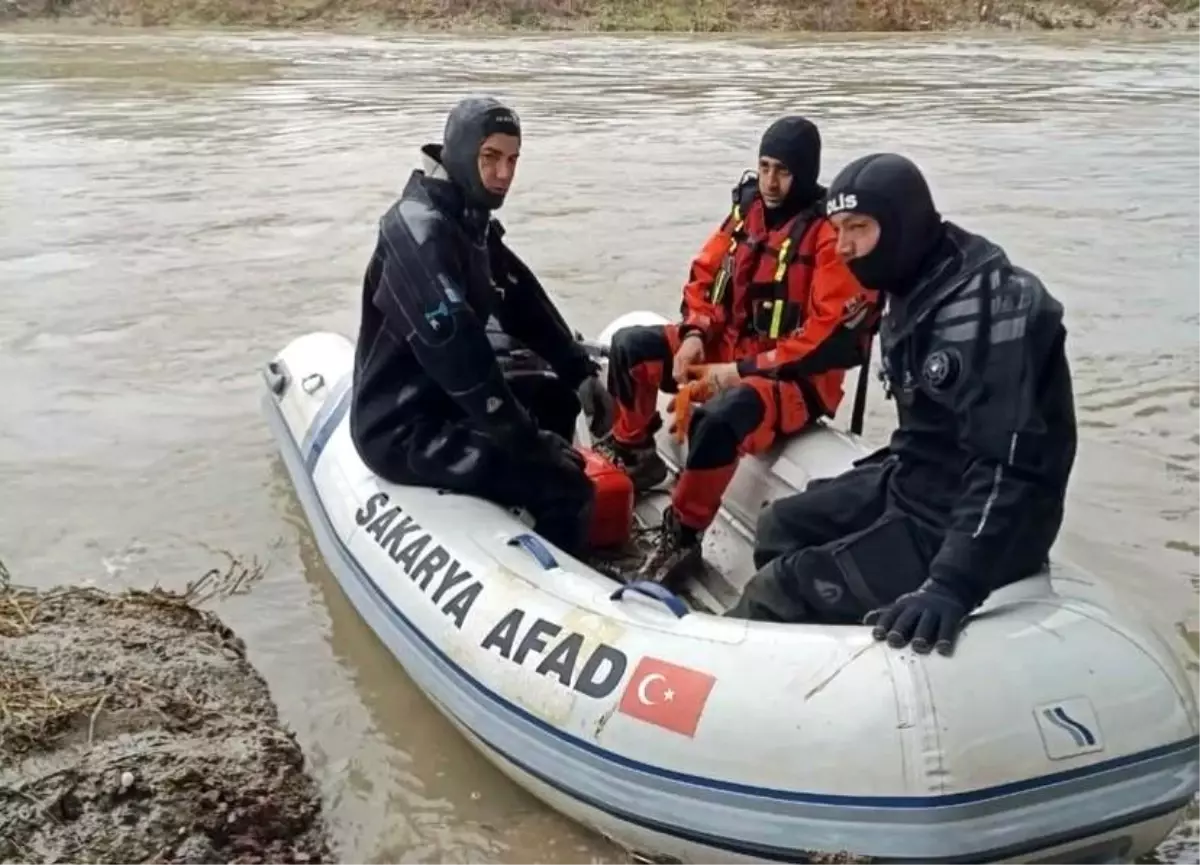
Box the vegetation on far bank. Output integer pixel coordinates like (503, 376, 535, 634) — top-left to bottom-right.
(2, 0, 1197, 31)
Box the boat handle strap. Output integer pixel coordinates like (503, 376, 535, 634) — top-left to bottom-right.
(506, 533, 559, 570)
(610, 580, 689, 619)
(504, 535, 689, 619)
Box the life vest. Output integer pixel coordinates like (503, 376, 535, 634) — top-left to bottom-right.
(707, 176, 822, 345)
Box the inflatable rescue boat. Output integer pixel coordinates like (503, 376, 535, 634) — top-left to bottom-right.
(260, 310, 1199, 864)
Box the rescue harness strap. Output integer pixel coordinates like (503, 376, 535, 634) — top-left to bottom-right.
(708, 192, 819, 340)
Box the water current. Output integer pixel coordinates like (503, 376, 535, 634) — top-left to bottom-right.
(0, 25, 1196, 862)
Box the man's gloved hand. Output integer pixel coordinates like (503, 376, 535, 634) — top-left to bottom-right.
(534, 429, 586, 473)
(576, 370, 613, 440)
(863, 580, 972, 657)
(487, 399, 542, 453)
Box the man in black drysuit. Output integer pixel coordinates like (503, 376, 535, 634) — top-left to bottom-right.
(725, 153, 1078, 657)
(349, 96, 610, 556)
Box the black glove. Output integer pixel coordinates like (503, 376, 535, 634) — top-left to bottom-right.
(576, 372, 614, 440)
(863, 580, 971, 656)
(533, 429, 586, 473)
(486, 401, 541, 453)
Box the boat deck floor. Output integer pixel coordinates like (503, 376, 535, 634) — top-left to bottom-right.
(580, 473, 756, 616)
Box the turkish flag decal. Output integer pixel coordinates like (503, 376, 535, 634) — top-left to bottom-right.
(617, 656, 717, 738)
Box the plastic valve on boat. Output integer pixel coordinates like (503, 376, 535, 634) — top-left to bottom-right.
(262, 360, 289, 396)
(301, 373, 325, 395)
(610, 580, 689, 619)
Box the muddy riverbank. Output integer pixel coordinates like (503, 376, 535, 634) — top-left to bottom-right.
(0, 23, 1195, 865)
(1, 0, 1196, 30)
(0, 561, 334, 864)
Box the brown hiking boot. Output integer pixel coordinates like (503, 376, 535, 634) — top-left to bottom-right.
(637, 507, 703, 585)
(593, 433, 669, 493)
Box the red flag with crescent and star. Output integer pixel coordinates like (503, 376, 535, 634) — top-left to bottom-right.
(617, 656, 717, 738)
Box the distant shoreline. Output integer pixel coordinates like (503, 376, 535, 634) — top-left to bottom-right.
(2, 0, 1197, 33)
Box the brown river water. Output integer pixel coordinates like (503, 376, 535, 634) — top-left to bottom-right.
(0, 25, 1196, 863)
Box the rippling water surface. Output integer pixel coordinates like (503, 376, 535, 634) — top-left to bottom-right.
(0, 26, 1196, 862)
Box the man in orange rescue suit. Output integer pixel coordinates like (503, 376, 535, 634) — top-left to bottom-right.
(597, 116, 880, 584)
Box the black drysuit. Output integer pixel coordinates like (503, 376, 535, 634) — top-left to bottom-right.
(729, 154, 1078, 655)
(349, 145, 597, 555)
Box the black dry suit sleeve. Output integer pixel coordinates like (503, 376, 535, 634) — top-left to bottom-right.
(490, 237, 596, 389)
(926, 272, 1067, 605)
(374, 216, 535, 442)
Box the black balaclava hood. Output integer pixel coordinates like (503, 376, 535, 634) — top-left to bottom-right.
(758, 115, 822, 227)
(441, 96, 522, 212)
(825, 153, 945, 295)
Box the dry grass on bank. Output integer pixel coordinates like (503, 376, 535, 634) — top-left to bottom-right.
(3, 0, 1197, 30)
(0, 559, 332, 864)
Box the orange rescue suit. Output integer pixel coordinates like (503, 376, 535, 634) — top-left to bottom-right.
(678, 178, 878, 420)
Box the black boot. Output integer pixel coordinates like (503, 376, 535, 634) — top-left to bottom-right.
(637, 507, 703, 585)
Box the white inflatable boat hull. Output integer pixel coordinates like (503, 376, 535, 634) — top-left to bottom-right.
(260, 313, 1198, 863)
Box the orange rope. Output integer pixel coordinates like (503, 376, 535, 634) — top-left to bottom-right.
(668, 367, 715, 442)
